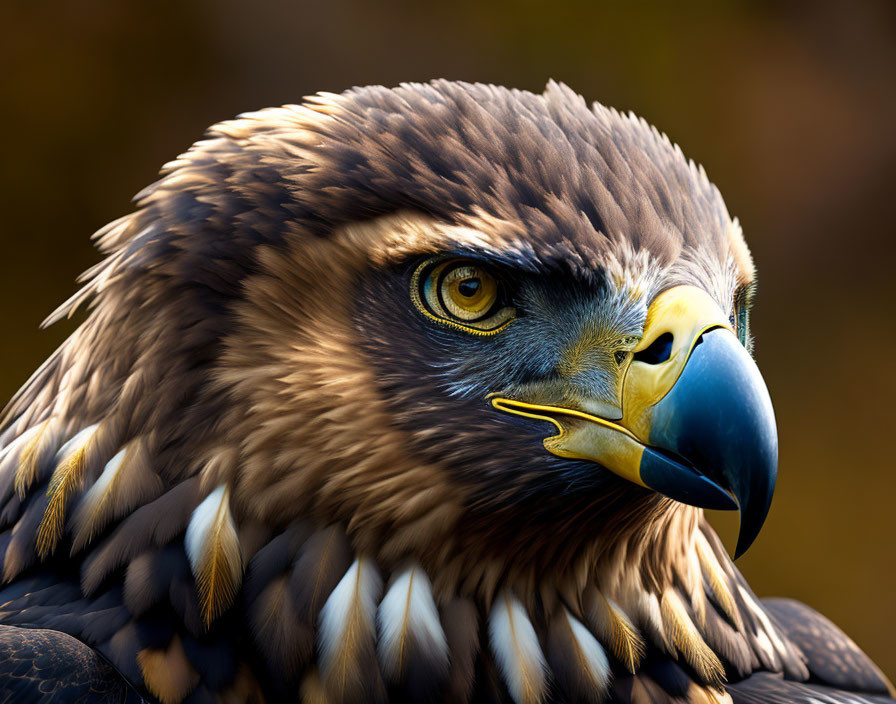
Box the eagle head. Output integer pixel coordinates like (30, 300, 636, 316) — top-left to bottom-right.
(195, 81, 771, 571)
(0, 80, 798, 703)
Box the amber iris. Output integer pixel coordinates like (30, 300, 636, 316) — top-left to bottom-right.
(413, 258, 515, 334)
(441, 265, 498, 321)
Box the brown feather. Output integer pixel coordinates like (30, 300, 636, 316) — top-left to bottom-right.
(70, 437, 163, 552)
(219, 664, 266, 704)
(694, 531, 741, 630)
(2, 491, 49, 581)
(440, 597, 480, 704)
(700, 601, 757, 679)
(614, 673, 673, 704)
(137, 635, 200, 704)
(122, 550, 161, 617)
(248, 574, 313, 680)
(300, 667, 332, 704)
(291, 525, 352, 625)
(686, 682, 734, 704)
(81, 477, 200, 595)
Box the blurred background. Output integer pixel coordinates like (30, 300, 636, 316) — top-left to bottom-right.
(2, 0, 895, 677)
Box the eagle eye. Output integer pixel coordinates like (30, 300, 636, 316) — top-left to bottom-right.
(411, 258, 515, 335)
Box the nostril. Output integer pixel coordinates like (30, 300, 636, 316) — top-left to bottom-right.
(633, 333, 673, 365)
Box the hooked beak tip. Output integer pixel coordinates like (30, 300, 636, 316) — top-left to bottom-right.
(648, 328, 778, 557)
(732, 476, 777, 559)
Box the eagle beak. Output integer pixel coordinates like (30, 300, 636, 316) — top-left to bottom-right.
(491, 285, 777, 557)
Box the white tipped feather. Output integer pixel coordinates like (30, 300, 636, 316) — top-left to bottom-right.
(1, 425, 43, 484)
(0, 430, 31, 465)
(635, 591, 671, 652)
(661, 590, 725, 685)
(11, 417, 62, 498)
(82, 447, 127, 508)
(695, 530, 741, 628)
(737, 585, 791, 661)
(489, 591, 547, 704)
(185, 484, 243, 626)
(53, 425, 99, 465)
(71, 439, 162, 551)
(586, 591, 645, 673)
(377, 565, 448, 679)
(562, 609, 611, 695)
(35, 424, 100, 558)
(318, 557, 383, 698)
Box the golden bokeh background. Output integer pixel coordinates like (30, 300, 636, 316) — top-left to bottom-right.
(2, 0, 895, 676)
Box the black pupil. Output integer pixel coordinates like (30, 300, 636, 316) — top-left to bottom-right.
(457, 278, 481, 298)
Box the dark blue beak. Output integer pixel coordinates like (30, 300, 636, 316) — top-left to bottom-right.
(647, 328, 778, 558)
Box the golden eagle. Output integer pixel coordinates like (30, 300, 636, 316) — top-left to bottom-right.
(0, 81, 891, 704)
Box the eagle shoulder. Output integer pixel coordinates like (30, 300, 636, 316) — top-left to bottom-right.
(727, 672, 894, 704)
(0, 623, 145, 703)
(758, 598, 894, 697)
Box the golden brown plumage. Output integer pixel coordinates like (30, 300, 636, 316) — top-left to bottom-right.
(0, 80, 891, 704)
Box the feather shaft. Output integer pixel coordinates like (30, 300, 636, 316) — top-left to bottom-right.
(377, 565, 449, 686)
(35, 425, 98, 558)
(488, 591, 547, 704)
(71, 438, 162, 552)
(586, 590, 645, 674)
(548, 607, 610, 702)
(318, 557, 384, 702)
(661, 590, 725, 686)
(13, 418, 61, 499)
(185, 484, 243, 627)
